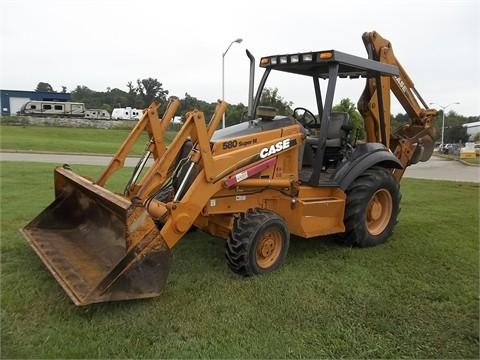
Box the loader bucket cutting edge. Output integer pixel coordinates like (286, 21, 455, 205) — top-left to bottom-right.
(21, 167, 172, 306)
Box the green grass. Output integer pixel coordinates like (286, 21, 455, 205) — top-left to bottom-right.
(0, 125, 176, 155)
(434, 152, 480, 166)
(1, 162, 479, 358)
(464, 157, 480, 165)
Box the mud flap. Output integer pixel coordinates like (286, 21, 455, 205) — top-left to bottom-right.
(21, 167, 172, 306)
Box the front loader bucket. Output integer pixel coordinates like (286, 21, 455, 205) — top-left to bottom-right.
(21, 167, 171, 306)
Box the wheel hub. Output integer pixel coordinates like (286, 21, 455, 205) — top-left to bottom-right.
(366, 189, 393, 236)
(260, 236, 275, 257)
(369, 199, 383, 221)
(256, 229, 282, 269)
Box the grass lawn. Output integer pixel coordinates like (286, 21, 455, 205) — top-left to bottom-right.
(434, 152, 480, 166)
(0, 125, 176, 155)
(1, 161, 479, 359)
(464, 157, 480, 165)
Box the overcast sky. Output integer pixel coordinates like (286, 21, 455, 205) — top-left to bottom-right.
(1, 0, 478, 116)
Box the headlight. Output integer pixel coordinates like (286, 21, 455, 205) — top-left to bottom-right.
(302, 54, 313, 62)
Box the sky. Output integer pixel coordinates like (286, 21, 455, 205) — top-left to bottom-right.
(1, 0, 479, 116)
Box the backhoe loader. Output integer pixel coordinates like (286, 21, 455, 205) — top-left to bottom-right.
(22, 31, 437, 305)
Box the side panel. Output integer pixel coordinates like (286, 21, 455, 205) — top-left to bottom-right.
(286, 186, 346, 237)
(200, 186, 346, 239)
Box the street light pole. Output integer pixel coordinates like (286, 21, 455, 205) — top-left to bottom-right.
(429, 101, 460, 148)
(222, 38, 242, 128)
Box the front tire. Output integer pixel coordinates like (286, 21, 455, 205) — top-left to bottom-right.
(226, 209, 290, 276)
(343, 166, 401, 247)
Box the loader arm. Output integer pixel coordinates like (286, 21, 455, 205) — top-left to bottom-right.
(96, 98, 180, 192)
(21, 98, 224, 306)
(358, 31, 437, 180)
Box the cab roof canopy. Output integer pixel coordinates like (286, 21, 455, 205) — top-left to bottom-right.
(260, 50, 399, 79)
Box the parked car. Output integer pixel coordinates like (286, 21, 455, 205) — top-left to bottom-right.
(442, 143, 453, 154)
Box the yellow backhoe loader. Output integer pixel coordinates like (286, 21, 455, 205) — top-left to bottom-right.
(22, 31, 437, 305)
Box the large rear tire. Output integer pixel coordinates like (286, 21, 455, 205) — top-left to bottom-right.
(343, 166, 401, 247)
(226, 209, 290, 276)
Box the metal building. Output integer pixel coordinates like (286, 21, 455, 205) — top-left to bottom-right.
(462, 121, 480, 140)
(0, 89, 71, 116)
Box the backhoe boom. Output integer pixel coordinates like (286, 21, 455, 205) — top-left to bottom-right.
(358, 31, 437, 179)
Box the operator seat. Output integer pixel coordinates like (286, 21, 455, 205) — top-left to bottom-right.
(302, 112, 352, 167)
(324, 112, 352, 148)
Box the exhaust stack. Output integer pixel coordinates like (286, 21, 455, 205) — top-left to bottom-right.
(246, 49, 255, 120)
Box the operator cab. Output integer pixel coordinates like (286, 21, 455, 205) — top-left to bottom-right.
(302, 111, 353, 169)
(251, 49, 399, 185)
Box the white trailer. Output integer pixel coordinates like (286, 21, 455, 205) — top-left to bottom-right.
(19, 101, 85, 116)
(85, 109, 111, 120)
(111, 107, 143, 120)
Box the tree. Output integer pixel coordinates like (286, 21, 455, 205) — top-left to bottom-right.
(61, 86, 67, 93)
(125, 82, 141, 108)
(332, 98, 365, 141)
(135, 78, 169, 107)
(226, 103, 247, 126)
(108, 88, 132, 108)
(391, 112, 409, 129)
(35, 82, 54, 92)
(126, 82, 135, 93)
(70, 85, 95, 104)
(430, 110, 479, 144)
(178, 93, 216, 122)
(444, 125, 469, 144)
(259, 87, 293, 115)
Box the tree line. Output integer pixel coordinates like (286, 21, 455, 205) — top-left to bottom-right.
(391, 111, 479, 144)
(35, 81, 478, 142)
(35, 80, 291, 127)
(36, 80, 247, 127)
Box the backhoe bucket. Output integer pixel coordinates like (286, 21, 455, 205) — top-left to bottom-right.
(21, 167, 171, 306)
(393, 124, 437, 163)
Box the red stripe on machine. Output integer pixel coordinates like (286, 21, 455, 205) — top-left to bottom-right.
(224, 157, 277, 188)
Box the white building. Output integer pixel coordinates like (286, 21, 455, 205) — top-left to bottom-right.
(462, 121, 480, 140)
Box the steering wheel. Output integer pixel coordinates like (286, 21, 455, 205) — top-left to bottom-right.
(292, 107, 318, 129)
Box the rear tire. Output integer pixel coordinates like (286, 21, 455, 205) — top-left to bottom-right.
(343, 166, 401, 247)
(226, 209, 290, 276)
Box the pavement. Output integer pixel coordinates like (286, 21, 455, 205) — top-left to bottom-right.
(0, 151, 479, 183)
(0, 151, 143, 167)
(402, 156, 479, 183)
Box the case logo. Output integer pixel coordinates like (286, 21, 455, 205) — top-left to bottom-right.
(259, 139, 291, 158)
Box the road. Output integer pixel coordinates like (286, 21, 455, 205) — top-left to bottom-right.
(0, 151, 143, 167)
(402, 156, 479, 183)
(0, 152, 479, 183)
